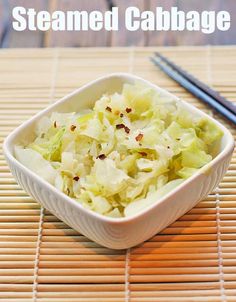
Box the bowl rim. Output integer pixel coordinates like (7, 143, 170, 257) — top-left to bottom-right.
(3, 72, 235, 224)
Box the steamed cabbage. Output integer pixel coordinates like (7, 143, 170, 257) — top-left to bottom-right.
(15, 82, 223, 217)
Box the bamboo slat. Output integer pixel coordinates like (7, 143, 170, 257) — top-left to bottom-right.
(0, 46, 236, 301)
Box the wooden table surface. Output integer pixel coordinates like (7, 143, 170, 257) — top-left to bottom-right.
(1, 0, 236, 48)
(0, 46, 235, 302)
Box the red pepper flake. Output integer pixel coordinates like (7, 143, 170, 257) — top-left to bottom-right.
(73, 176, 80, 181)
(124, 126, 130, 134)
(135, 133, 143, 142)
(116, 124, 130, 134)
(106, 106, 112, 112)
(126, 108, 132, 113)
(120, 113, 124, 117)
(70, 125, 76, 132)
(97, 154, 106, 160)
(139, 151, 147, 156)
(53, 121, 57, 128)
(116, 123, 125, 130)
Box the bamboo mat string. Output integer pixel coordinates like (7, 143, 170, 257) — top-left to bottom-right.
(124, 47, 134, 302)
(128, 46, 135, 74)
(125, 248, 130, 302)
(207, 45, 227, 302)
(33, 48, 58, 300)
(49, 48, 59, 104)
(206, 45, 213, 87)
(216, 188, 227, 302)
(32, 206, 44, 302)
(206, 45, 214, 117)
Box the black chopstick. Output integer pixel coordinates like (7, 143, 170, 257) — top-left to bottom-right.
(150, 56, 236, 125)
(155, 52, 236, 116)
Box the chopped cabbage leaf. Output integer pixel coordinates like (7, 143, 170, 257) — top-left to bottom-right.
(15, 146, 57, 184)
(124, 179, 184, 217)
(181, 148, 212, 169)
(198, 118, 223, 145)
(177, 167, 199, 179)
(29, 127, 65, 161)
(93, 158, 130, 196)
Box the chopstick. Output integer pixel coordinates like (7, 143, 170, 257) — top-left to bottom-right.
(150, 54, 236, 125)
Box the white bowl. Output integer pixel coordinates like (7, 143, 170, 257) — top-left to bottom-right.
(3, 73, 234, 249)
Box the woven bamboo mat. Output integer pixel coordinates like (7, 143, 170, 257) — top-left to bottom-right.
(0, 46, 236, 302)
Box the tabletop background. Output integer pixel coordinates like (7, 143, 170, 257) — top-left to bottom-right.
(0, 0, 236, 48)
(0, 46, 235, 301)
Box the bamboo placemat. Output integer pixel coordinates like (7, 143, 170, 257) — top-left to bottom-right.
(0, 46, 236, 302)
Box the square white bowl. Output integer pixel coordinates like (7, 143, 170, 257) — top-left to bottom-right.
(3, 73, 234, 249)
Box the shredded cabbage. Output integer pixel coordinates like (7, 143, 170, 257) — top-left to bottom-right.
(15, 82, 223, 218)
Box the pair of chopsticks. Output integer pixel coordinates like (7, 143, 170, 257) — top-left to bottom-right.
(150, 53, 236, 125)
